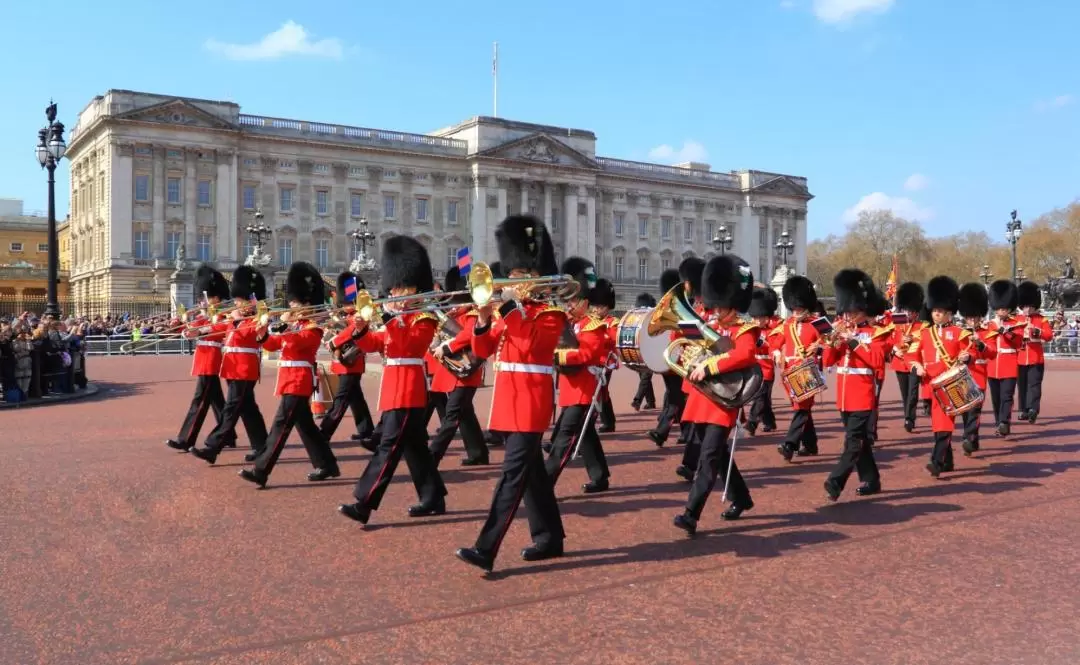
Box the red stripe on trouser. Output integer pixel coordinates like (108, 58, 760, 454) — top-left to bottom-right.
(266, 399, 299, 463)
(181, 386, 210, 443)
(490, 435, 531, 557)
(363, 412, 409, 507)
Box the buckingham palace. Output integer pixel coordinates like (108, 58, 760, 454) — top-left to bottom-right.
(64, 89, 811, 307)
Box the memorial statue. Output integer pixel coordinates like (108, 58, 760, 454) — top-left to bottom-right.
(173, 244, 187, 273)
(1064, 258, 1075, 280)
(1043, 258, 1080, 309)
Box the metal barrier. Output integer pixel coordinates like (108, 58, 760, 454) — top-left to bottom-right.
(82, 334, 194, 356)
(1047, 331, 1080, 357)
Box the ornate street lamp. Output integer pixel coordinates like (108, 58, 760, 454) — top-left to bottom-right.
(349, 217, 377, 272)
(775, 229, 795, 268)
(35, 101, 66, 318)
(711, 224, 733, 256)
(1005, 210, 1023, 281)
(244, 209, 273, 268)
(1016, 266, 1026, 282)
(979, 264, 993, 286)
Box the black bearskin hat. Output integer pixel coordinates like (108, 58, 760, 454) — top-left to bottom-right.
(488, 261, 504, 279)
(285, 261, 326, 306)
(660, 268, 681, 295)
(782, 275, 817, 312)
(701, 254, 754, 313)
(588, 278, 616, 309)
(561, 256, 598, 301)
(495, 215, 557, 276)
(958, 282, 989, 319)
(1017, 280, 1042, 310)
(988, 279, 1018, 311)
(230, 265, 266, 301)
(926, 276, 960, 314)
(919, 303, 932, 323)
(635, 292, 657, 308)
(678, 257, 706, 298)
(834, 268, 884, 315)
(334, 271, 364, 305)
(443, 266, 463, 293)
(748, 288, 779, 318)
(813, 300, 828, 317)
(195, 265, 230, 302)
(896, 281, 925, 313)
(380, 235, 434, 293)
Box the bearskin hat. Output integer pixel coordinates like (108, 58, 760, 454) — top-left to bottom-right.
(701, 254, 754, 313)
(926, 276, 960, 314)
(958, 282, 989, 319)
(1017, 280, 1042, 310)
(813, 300, 828, 317)
(488, 261, 504, 279)
(495, 214, 557, 276)
(561, 256, 598, 301)
(834, 268, 884, 315)
(748, 288, 779, 318)
(380, 235, 434, 293)
(660, 268, 681, 295)
(678, 257, 707, 298)
(230, 265, 266, 301)
(988, 279, 1018, 311)
(443, 266, 463, 293)
(635, 292, 657, 308)
(195, 265, 230, 302)
(333, 271, 363, 305)
(782, 275, 817, 312)
(588, 278, 616, 309)
(919, 303, 932, 323)
(285, 261, 325, 306)
(896, 281, 925, 313)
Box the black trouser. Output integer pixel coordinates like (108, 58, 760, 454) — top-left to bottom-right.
(474, 431, 565, 559)
(352, 407, 446, 511)
(429, 386, 488, 465)
(988, 377, 1017, 426)
(962, 405, 982, 447)
(747, 379, 776, 429)
(599, 370, 616, 430)
(318, 373, 374, 442)
(680, 423, 708, 470)
(176, 375, 231, 447)
(632, 371, 656, 408)
(867, 377, 884, 439)
(896, 369, 919, 424)
(203, 379, 267, 453)
(253, 394, 338, 477)
(424, 391, 447, 430)
(545, 404, 609, 485)
(931, 431, 956, 468)
(825, 410, 879, 492)
(1017, 364, 1045, 416)
(784, 408, 818, 453)
(653, 374, 687, 441)
(685, 424, 751, 518)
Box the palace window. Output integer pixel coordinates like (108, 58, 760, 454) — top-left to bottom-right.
(661, 216, 672, 240)
(279, 187, 294, 213)
(197, 180, 212, 206)
(551, 208, 560, 231)
(196, 233, 212, 262)
(614, 256, 625, 281)
(415, 197, 429, 222)
(614, 212, 624, 237)
(166, 231, 182, 260)
(315, 238, 330, 268)
(37, 243, 47, 253)
(683, 218, 694, 242)
(9, 242, 22, 252)
(242, 185, 257, 211)
(134, 175, 150, 202)
(167, 178, 181, 205)
(445, 245, 460, 271)
(383, 194, 396, 219)
(134, 232, 150, 259)
(278, 238, 293, 266)
(705, 221, 715, 242)
(638, 256, 649, 281)
(447, 200, 459, 225)
(242, 235, 256, 259)
(350, 193, 363, 217)
(661, 257, 671, 271)
(638, 215, 649, 239)
(316, 190, 329, 215)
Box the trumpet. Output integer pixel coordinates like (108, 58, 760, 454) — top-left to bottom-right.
(464, 262, 581, 307)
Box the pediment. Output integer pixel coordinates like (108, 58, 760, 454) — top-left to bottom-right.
(118, 99, 237, 131)
(751, 176, 811, 198)
(479, 133, 598, 169)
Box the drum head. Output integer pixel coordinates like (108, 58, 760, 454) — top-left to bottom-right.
(638, 324, 673, 373)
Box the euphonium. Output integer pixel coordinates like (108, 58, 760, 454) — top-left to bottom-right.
(430, 308, 484, 379)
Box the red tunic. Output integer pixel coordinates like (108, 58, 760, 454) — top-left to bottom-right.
(916, 324, 975, 432)
(219, 319, 262, 382)
(473, 301, 566, 433)
(261, 324, 322, 397)
(681, 311, 723, 423)
(430, 307, 484, 392)
(1018, 314, 1053, 366)
(968, 327, 997, 390)
(778, 317, 822, 411)
(820, 321, 889, 412)
(186, 314, 225, 376)
(890, 321, 924, 373)
(327, 322, 367, 376)
(355, 312, 436, 411)
(987, 317, 1023, 379)
(554, 314, 608, 407)
(692, 321, 760, 427)
(755, 325, 777, 382)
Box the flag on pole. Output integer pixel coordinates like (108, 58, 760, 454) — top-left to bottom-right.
(344, 276, 358, 302)
(493, 42, 497, 75)
(457, 246, 472, 275)
(885, 254, 898, 303)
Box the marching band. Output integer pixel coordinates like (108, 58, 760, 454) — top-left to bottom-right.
(157, 213, 1058, 573)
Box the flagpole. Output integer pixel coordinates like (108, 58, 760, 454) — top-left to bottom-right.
(492, 41, 498, 118)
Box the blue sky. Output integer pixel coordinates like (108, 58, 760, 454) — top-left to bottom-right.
(1, 0, 1077, 239)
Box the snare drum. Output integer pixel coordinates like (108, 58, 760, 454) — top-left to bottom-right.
(616, 307, 670, 374)
(782, 357, 827, 403)
(930, 365, 983, 416)
(312, 362, 339, 410)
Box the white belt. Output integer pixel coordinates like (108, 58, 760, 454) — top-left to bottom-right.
(497, 362, 554, 375)
(196, 341, 223, 348)
(223, 346, 260, 355)
(278, 360, 313, 368)
(755, 354, 771, 360)
(997, 348, 1016, 354)
(385, 358, 424, 366)
(836, 367, 873, 375)
(1025, 340, 1043, 345)
(974, 359, 987, 365)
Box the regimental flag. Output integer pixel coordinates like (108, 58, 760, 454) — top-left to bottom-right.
(677, 321, 704, 339)
(810, 316, 833, 335)
(344, 277, 358, 302)
(457, 246, 472, 275)
(885, 254, 898, 303)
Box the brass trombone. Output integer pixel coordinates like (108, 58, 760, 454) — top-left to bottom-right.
(462, 261, 580, 307)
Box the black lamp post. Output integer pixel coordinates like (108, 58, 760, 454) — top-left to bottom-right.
(35, 102, 66, 319)
(245, 209, 272, 260)
(349, 217, 376, 272)
(1016, 266, 1026, 282)
(711, 224, 733, 256)
(979, 264, 993, 285)
(775, 229, 795, 268)
(1005, 210, 1022, 281)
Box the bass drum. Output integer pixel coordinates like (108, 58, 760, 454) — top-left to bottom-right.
(617, 307, 671, 373)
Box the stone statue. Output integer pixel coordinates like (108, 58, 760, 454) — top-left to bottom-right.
(1064, 258, 1075, 280)
(173, 244, 187, 273)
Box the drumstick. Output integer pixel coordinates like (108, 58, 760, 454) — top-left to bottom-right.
(721, 422, 740, 503)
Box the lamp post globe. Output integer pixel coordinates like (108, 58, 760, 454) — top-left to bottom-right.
(36, 103, 66, 319)
(1006, 210, 1023, 281)
(775, 229, 794, 268)
(711, 225, 733, 256)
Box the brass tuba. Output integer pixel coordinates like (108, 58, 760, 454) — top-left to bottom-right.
(431, 307, 484, 379)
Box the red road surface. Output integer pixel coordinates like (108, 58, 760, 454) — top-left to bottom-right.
(2, 357, 1079, 664)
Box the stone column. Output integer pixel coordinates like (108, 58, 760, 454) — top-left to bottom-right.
(110, 141, 134, 262)
(794, 211, 808, 275)
(469, 173, 488, 262)
(765, 210, 775, 282)
(152, 146, 166, 258)
(495, 177, 509, 228)
(563, 185, 579, 257)
(215, 150, 234, 264)
(297, 160, 314, 261)
(184, 148, 198, 256)
(543, 182, 553, 231)
(520, 179, 530, 214)
(583, 186, 597, 265)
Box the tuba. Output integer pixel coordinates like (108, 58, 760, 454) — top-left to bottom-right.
(431, 308, 484, 379)
(647, 286, 763, 409)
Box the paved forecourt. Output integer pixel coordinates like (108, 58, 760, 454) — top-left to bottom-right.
(2, 356, 1080, 665)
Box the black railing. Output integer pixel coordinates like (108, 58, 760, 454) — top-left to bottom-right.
(0, 296, 173, 319)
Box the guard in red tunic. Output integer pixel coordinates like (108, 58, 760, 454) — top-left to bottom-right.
(910, 276, 975, 476)
(647, 268, 690, 447)
(547, 258, 611, 492)
(166, 265, 235, 452)
(673, 257, 710, 480)
(775, 276, 821, 460)
(745, 288, 778, 436)
(319, 271, 375, 446)
(889, 282, 925, 432)
(239, 262, 340, 488)
(428, 266, 489, 467)
(630, 292, 658, 411)
(339, 236, 447, 525)
(594, 280, 619, 433)
(821, 269, 890, 501)
(958, 282, 995, 455)
(190, 266, 269, 464)
(456, 215, 566, 573)
(1016, 280, 1053, 424)
(986, 280, 1023, 436)
(673, 255, 758, 536)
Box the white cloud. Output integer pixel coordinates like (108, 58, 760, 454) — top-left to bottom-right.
(648, 141, 708, 164)
(1034, 94, 1074, 112)
(843, 192, 933, 223)
(205, 21, 344, 61)
(813, 0, 894, 24)
(903, 173, 929, 191)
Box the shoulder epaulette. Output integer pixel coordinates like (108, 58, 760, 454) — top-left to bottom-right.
(413, 312, 438, 323)
(735, 322, 759, 338)
(768, 324, 785, 337)
(873, 324, 895, 339)
(538, 304, 565, 316)
(959, 328, 973, 340)
(581, 315, 607, 333)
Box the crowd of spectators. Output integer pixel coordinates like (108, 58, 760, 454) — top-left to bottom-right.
(1051, 311, 1080, 354)
(0, 312, 89, 404)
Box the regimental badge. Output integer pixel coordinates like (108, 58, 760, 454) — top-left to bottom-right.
(857, 332, 871, 345)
